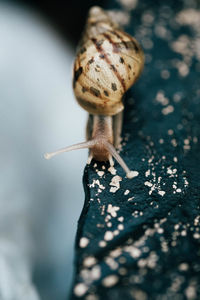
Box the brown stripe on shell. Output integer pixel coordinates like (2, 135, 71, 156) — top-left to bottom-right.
(119, 57, 124, 64)
(111, 83, 117, 91)
(73, 66, 83, 88)
(109, 30, 128, 50)
(110, 30, 140, 53)
(120, 30, 140, 53)
(90, 86, 101, 97)
(102, 32, 132, 86)
(82, 86, 87, 93)
(104, 32, 134, 86)
(78, 81, 111, 102)
(88, 57, 94, 64)
(77, 96, 99, 111)
(77, 95, 123, 116)
(91, 37, 126, 91)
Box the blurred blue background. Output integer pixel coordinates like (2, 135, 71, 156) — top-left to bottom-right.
(0, 1, 90, 299)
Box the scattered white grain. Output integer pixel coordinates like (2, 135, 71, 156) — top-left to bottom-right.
(168, 129, 174, 135)
(97, 171, 105, 177)
(83, 256, 97, 268)
(193, 233, 200, 239)
(124, 189, 130, 195)
(109, 175, 122, 193)
(107, 204, 120, 217)
(102, 275, 119, 287)
(145, 169, 150, 177)
(74, 283, 88, 297)
(108, 166, 117, 175)
(104, 231, 114, 241)
(79, 237, 89, 248)
(162, 105, 174, 115)
(118, 224, 124, 231)
(158, 191, 166, 196)
(179, 263, 189, 271)
(99, 241, 107, 247)
(159, 138, 164, 144)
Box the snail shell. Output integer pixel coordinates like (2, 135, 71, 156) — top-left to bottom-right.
(73, 6, 144, 116)
(44, 6, 144, 179)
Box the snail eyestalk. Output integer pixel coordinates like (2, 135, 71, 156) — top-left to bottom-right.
(44, 137, 135, 178)
(104, 141, 135, 179)
(44, 140, 95, 160)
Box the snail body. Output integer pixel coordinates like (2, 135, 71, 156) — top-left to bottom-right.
(45, 6, 144, 178)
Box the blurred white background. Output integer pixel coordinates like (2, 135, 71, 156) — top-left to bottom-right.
(0, 2, 87, 299)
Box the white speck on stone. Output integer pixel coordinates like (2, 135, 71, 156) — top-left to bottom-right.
(109, 175, 122, 193)
(161, 69, 170, 79)
(193, 232, 200, 239)
(171, 139, 177, 147)
(110, 249, 122, 258)
(108, 166, 117, 175)
(162, 105, 174, 115)
(107, 204, 120, 217)
(181, 230, 187, 236)
(176, 188, 182, 193)
(125, 246, 141, 258)
(124, 189, 130, 195)
(102, 275, 119, 287)
(158, 190, 165, 196)
(174, 224, 179, 230)
(89, 179, 105, 191)
(145, 169, 150, 177)
(193, 136, 198, 143)
(128, 197, 134, 201)
(113, 230, 120, 236)
(185, 285, 196, 299)
(104, 231, 114, 241)
(97, 171, 104, 177)
(156, 91, 169, 105)
(179, 263, 189, 271)
(184, 139, 190, 145)
(80, 237, 89, 248)
(159, 138, 164, 144)
(127, 171, 139, 179)
(157, 228, 164, 234)
(168, 129, 174, 135)
(89, 265, 101, 281)
(74, 283, 88, 297)
(105, 257, 119, 270)
(99, 241, 107, 247)
(118, 216, 124, 222)
(119, 0, 138, 10)
(118, 224, 124, 231)
(144, 181, 153, 187)
(110, 187, 117, 193)
(83, 256, 97, 267)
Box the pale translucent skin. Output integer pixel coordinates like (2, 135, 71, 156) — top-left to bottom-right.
(45, 6, 144, 179)
(45, 114, 135, 178)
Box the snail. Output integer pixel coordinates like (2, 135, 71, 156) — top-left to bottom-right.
(44, 6, 144, 178)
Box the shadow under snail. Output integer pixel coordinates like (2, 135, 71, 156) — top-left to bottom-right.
(45, 6, 144, 178)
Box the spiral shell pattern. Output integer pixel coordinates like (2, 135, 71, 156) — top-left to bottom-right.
(73, 6, 144, 116)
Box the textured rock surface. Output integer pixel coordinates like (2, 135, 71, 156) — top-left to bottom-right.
(71, 0, 200, 299)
